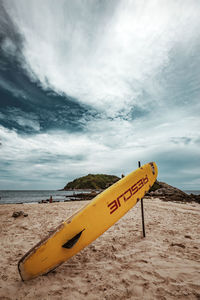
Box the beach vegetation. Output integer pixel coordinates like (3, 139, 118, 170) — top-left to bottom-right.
(64, 174, 120, 190)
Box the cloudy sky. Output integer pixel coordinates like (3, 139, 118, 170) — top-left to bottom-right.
(0, 0, 200, 190)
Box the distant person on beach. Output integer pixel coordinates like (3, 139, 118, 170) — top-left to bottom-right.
(49, 195, 53, 203)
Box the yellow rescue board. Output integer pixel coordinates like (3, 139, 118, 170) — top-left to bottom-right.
(18, 162, 158, 280)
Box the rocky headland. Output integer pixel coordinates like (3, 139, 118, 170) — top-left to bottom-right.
(147, 181, 200, 204)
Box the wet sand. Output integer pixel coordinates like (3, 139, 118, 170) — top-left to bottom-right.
(0, 198, 200, 299)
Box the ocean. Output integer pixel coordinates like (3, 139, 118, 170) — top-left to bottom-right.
(0, 189, 199, 205)
(0, 190, 92, 204)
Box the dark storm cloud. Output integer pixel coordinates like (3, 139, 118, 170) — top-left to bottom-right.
(151, 148, 200, 189)
(170, 137, 192, 145)
(0, 1, 101, 134)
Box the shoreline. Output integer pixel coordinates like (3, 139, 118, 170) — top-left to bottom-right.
(0, 189, 98, 205)
(1, 187, 199, 205)
(1, 195, 200, 205)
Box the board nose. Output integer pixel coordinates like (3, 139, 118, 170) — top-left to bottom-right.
(149, 162, 158, 177)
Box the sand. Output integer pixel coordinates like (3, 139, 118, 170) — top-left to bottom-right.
(0, 198, 200, 300)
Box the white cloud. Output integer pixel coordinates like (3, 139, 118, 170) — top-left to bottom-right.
(5, 0, 200, 116)
(0, 126, 110, 189)
(1, 103, 199, 189)
(1, 37, 17, 56)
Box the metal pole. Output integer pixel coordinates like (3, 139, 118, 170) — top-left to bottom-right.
(138, 161, 146, 238)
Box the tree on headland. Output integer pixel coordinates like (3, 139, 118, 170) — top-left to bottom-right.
(64, 174, 120, 190)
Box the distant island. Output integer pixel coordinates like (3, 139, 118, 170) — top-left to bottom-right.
(63, 174, 120, 190)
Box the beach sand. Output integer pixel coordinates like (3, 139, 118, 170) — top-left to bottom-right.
(0, 198, 200, 300)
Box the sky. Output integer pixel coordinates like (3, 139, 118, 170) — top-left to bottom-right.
(0, 0, 200, 190)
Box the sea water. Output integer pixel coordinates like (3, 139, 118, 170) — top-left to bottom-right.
(0, 190, 199, 205)
(0, 190, 91, 204)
